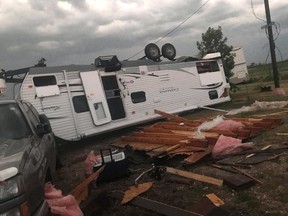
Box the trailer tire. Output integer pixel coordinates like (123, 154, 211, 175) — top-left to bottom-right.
(161, 43, 176, 60)
(145, 43, 161, 61)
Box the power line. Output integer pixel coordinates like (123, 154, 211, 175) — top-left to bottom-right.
(250, 0, 266, 23)
(126, 0, 211, 60)
(154, 0, 210, 44)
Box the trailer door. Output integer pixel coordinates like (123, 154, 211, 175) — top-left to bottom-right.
(80, 71, 112, 125)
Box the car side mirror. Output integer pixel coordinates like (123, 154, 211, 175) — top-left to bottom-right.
(37, 114, 52, 135)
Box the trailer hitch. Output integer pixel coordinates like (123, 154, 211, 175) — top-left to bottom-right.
(134, 164, 166, 185)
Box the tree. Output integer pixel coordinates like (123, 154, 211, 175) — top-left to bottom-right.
(196, 26, 234, 79)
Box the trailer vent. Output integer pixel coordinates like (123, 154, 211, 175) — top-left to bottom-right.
(209, 90, 218, 100)
(94, 55, 122, 72)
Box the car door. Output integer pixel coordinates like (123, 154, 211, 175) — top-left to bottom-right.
(21, 101, 56, 212)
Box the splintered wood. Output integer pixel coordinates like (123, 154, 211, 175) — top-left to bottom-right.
(111, 110, 282, 164)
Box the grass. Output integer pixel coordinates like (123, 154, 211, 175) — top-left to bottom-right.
(248, 59, 288, 82)
(229, 66, 288, 103)
(234, 60, 288, 99)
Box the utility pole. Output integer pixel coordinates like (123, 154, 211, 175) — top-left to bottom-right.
(263, 0, 280, 88)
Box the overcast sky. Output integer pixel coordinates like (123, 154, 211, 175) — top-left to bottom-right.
(0, 0, 287, 70)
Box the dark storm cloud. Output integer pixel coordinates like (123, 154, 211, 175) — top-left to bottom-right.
(0, 0, 287, 70)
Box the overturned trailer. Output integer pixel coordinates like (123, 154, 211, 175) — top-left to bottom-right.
(4, 44, 230, 141)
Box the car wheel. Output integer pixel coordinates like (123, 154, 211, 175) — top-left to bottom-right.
(145, 43, 161, 61)
(161, 43, 176, 60)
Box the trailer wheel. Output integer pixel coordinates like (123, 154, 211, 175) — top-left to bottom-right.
(162, 43, 176, 60)
(145, 43, 161, 61)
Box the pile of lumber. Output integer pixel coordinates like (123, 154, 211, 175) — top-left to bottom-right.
(111, 110, 282, 165)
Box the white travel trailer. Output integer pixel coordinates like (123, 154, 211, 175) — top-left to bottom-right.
(5, 44, 230, 141)
(229, 47, 249, 84)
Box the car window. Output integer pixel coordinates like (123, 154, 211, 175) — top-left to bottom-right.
(0, 103, 32, 139)
(22, 102, 40, 131)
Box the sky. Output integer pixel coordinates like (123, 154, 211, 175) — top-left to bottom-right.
(0, 0, 287, 71)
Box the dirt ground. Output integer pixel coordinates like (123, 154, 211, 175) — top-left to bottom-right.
(54, 101, 288, 216)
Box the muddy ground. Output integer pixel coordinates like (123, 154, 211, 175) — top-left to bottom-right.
(54, 101, 288, 216)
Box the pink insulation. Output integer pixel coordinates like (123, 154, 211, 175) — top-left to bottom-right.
(274, 88, 286, 96)
(44, 183, 83, 216)
(84, 150, 101, 176)
(212, 135, 254, 158)
(214, 120, 245, 131)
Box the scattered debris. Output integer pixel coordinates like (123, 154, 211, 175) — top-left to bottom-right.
(276, 132, 288, 136)
(196, 115, 224, 138)
(113, 110, 281, 166)
(166, 167, 223, 186)
(254, 109, 288, 117)
(135, 165, 166, 185)
(111, 191, 202, 216)
(231, 166, 263, 184)
(273, 88, 286, 96)
(211, 164, 238, 174)
(165, 175, 193, 185)
(223, 174, 255, 190)
(84, 151, 101, 176)
(70, 166, 105, 204)
(122, 182, 154, 204)
(212, 135, 254, 159)
(206, 193, 225, 207)
(246, 145, 271, 158)
(190, 195, 229, 216)
(226, 101, 288, 115)
(54, 105, 288, 215)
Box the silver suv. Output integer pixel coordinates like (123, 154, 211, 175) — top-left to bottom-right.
(0, 100, 56, 215)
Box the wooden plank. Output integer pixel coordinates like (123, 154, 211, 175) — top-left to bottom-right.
(158, 124, 196, 131)
(232, 166, 263, 184)
(70, 166, 105, 204)
(153, 121, 201, 128)
(211, 164, 238, 174)
(154, 109, 191, 123)
(236, 129, 251, 139)
(149, 144, 181, 158)
(183, 144, 213, 164)
(111, 142, 164, 151)
(165, 175, 193, 185)
(260, 118, 282, 124)
(166, 167, 223, 186)
(121, 136, 189, 146)
(122, 135, 208, 148)
(190, 196, 229, 216)
(246, 145, 271, 158)
(252, 121, 273, 129)
(206, 193, 225, 207)
(253, 110, 288, 117)
(122, 182, 154, 204)
(142, 127, 172, 133)
(131, 132, 192, 140)
(244, 126, 263, 138)
(171, 130, 219, 138)
(276, 132, 288, 136)
(111, 191, 202, 216)
(170, 146, 207, 153)
(223, 174, 255, 190)
(208, 129, 238, 137)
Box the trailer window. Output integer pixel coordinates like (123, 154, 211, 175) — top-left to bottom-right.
(33, 76, 57, 87)
(196, 61, 219, 74)
(33, 75, 60, 97)
(131, 91, 146, 104)
(73, 95, 89, 113)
